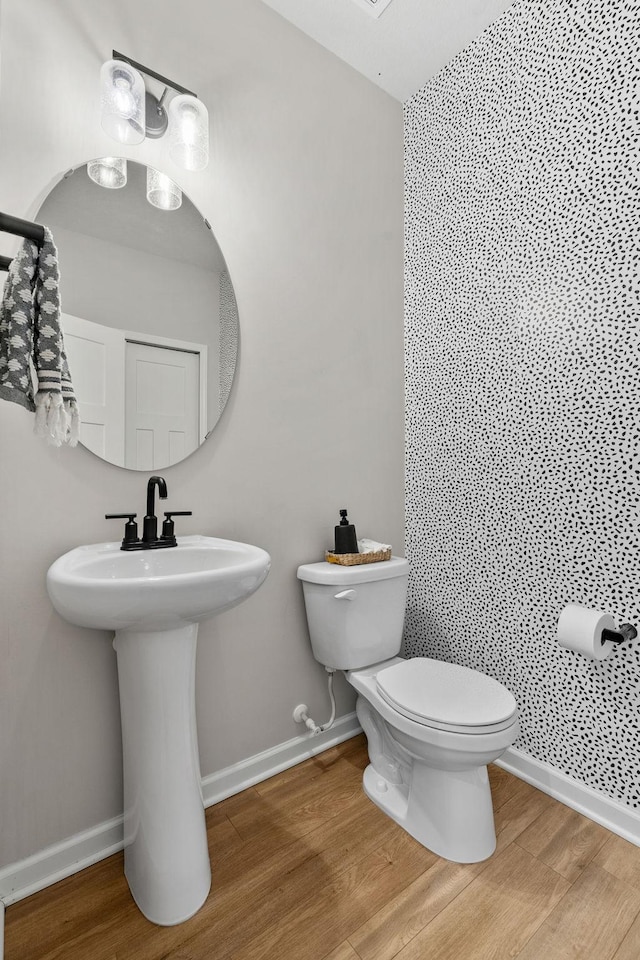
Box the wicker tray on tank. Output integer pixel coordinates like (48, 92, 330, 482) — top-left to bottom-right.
(325, 548, 392, 565)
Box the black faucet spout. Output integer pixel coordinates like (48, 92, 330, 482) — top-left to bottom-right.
(144, 476, 168, 543)
(147, 475, 168, 518)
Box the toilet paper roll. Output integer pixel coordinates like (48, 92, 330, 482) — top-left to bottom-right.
(557, 604, 617, 660)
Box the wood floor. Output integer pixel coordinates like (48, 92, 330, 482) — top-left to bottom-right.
(6, 734, 640, 960)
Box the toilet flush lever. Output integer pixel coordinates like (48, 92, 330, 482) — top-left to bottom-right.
(334, 589, 356, 601)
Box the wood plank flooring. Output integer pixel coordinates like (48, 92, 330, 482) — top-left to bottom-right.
(6, 735, 640, 960)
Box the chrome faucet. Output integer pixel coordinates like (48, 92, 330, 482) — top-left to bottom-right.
(105, 475, 192, 550)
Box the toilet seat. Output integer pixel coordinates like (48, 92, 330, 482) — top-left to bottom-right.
(376, 658, 517, 735)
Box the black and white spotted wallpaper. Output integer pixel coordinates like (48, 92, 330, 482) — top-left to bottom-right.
(404, 0, 640, 805)
(219, 268, 238, 413)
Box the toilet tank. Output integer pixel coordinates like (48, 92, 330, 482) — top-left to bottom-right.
(296, 557, 409, 670)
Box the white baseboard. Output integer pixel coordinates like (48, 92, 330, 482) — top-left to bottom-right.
(4, 724, 637, 916)
(496, 746, 640, 847)
(0, 712, 361, 907)
(201, 712, 362, 807)
(0, 816, 125, 907)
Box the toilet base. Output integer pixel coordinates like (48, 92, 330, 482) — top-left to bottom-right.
(350, 669, 515, 865)
(362, 759, 497, 863)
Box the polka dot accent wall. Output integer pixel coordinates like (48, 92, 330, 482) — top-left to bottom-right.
(219, 269, 238, 412)
(404, 0, 640, 805)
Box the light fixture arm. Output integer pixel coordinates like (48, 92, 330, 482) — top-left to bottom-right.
(112, 51, 198, 99)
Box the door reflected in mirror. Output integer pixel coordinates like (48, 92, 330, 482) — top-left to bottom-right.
(37, 159, 238, 470)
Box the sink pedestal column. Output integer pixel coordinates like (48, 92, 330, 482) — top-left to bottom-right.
(114, 624, 211, 926)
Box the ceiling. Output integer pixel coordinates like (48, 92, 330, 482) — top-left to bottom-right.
(38, 160, 225, 273)
(260, 0, 514, 102)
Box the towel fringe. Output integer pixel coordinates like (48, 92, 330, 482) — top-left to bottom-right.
(34, 391, 79, 447)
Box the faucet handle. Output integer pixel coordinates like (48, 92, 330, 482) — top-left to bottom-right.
(161, 511, 192, 544)
(105, 513, 140, 548)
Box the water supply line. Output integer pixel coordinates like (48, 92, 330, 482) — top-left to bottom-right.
(293, 667, 336, 736)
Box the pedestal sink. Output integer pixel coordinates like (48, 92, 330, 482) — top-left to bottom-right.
(47, 535, 271, 926)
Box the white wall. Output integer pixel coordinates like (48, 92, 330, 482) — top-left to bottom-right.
(48, 228, 221, 348)
(48, 226, 222, 428)
(0, 0, 404, 867)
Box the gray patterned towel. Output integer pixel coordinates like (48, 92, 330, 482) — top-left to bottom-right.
(0, 226, 79, 446)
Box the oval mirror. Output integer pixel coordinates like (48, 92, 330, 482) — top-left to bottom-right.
(36, 159, 238, 470)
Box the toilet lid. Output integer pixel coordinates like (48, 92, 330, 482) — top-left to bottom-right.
(376, 658, 517, 733)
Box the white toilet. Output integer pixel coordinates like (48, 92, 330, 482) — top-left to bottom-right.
(297, 556, 519, 863)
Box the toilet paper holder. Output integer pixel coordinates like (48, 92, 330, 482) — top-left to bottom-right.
(601, 623, 638, 647)
(557, 604, 638, 660)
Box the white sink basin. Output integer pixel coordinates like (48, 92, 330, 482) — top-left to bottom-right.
(46, 534, 270, 927)
(47, 534, 271, 632)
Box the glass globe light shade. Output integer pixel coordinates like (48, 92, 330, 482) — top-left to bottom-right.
(168, 94, 209, 171)
(146, 168, 182, 211)
(100, 59, 146, 145)
(87, 157, 128, 189)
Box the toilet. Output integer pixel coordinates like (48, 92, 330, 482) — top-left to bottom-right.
(297, 556, 519, 863)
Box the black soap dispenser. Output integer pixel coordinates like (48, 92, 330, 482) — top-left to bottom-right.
(334, 508, 358, 554)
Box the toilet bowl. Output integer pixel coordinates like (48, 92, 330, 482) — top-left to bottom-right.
(348, 657, 518, 862)
(297, 557, 519, 863)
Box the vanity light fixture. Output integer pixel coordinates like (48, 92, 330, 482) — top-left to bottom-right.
(168, 95, 210, 172)
(100, 60, 145, 145)
(100, 51, 209, 172)
(87, 156, 128, 189)
(146, 168, 182, 211)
